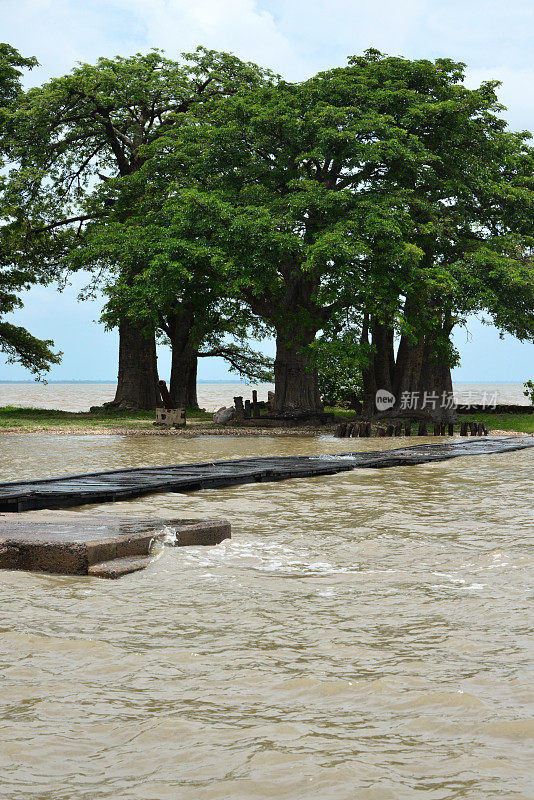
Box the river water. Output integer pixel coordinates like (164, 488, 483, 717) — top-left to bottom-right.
(0, 381, 530, 412)
(1, 432, 533, 799)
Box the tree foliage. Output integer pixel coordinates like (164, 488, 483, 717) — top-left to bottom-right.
(141, 51, 534, 413)
(0, 43, 61, 375)
(3, 47, 272, 392)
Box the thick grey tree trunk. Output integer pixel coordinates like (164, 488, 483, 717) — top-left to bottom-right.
(170, 346, 199, 409)
(390, 332, 457, 423)
(361, 311, 457, 423)
(272, 334, 323, 416)
(166, 310, 199, 409)
(111, 320, 159, 410)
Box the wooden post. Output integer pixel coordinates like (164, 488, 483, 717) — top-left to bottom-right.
(405, 423, 411, 436)
(335, 423, 345, 438)
(377, 426, 386, 437)
(353, 422, 361, 437)
(433, 423, 441, 436)
(460, 422, 468, 436)
(469, 422, 477, 436)
(158, 380, 175, 409)
(386, 425, 395, 437)
(244, 399, 252, 419)
(440, 423, 446, 436)
(483, 425, 489, 436)
(394, 422, 403, 436)
(448, 423, 454, 436)
(252, 390, 260, 418)
(234, 396, 245, 418)
(418, 423, 427, 436)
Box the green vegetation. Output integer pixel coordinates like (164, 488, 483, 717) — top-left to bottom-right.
(0, 405, 211, 430)
(523, 380, 534, 404)
(459, 412, 534, 434)
(2, 47, 272, 407)
(138, 51, 534, 419)
(0, 44, 61, 375)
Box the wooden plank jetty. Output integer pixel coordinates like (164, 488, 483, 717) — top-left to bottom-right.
(1, 438, 532, 514)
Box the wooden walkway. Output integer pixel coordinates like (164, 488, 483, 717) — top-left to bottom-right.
(1, 438, 532, 513)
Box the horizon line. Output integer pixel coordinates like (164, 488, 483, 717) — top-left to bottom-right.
(0, 379, 528, 385)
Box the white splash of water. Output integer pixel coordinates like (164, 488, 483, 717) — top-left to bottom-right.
(149, 525, 178, 555)
(159, 525, 179, 546)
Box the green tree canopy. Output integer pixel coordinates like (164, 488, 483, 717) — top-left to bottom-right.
(4, 46, 271, 404)
(0, 43, 61, 376)
(149, 60, 422, 415)
(155, 50, 534, 418)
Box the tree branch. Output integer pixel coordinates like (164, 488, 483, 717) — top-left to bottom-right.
(32, 213, 107, 233)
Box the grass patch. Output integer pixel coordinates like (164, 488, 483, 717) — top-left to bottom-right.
(460, 412, 534, 434)
(323, 406, 355, 420)
(0, 405, 212, 429)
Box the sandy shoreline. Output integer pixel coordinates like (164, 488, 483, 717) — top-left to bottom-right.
(0, 424, 532, 437)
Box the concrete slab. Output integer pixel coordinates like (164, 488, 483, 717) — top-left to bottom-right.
(0, 514, 231, 578)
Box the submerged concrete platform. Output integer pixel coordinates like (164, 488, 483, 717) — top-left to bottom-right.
(0, 438, 532, 514)
(0, 514, 230, 578)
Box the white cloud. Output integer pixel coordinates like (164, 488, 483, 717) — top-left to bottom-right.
(424, 0, 534, 70)
(257, 0, 427, 73)
(0, 0, 303, 83)
(114, 0, 302, 75)
(1, 0, 143, 83)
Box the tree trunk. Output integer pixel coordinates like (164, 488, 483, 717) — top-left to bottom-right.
(371, 319, 394, 393)
(187, 354, 198, 409)
(361, 314, 377, 417)
(392, 334, 426, 401)
(246, 272, 324, 418)
(390, 331, 456, 423)
(272, 333, 323, 416)
(417, 337, 456, 422)
(111, 319, 159, 410)
(167, 310, 199, 409)
(361, 316, 395, 417)
(170, 346, 199, 408)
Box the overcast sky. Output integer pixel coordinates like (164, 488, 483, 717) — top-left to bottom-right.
(1, 0, 533, 381)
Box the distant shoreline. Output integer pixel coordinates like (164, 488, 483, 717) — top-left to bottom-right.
(0, 379, 254, 384)
(0, 379, 528, 385)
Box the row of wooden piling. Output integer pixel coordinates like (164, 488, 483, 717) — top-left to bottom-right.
(460, 421, 490, 436)
(335, 421, 490, 438)
(234, 391, 265, 420)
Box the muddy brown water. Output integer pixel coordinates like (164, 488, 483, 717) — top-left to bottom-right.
(0, 380, 530, 412)
(1, 433, 533, 800)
